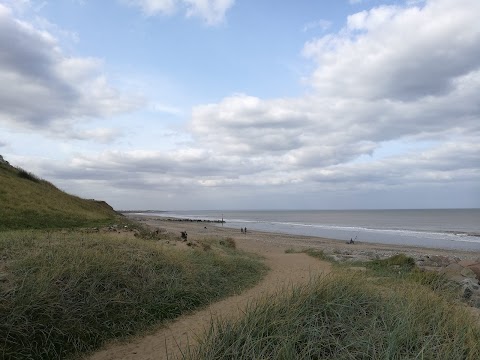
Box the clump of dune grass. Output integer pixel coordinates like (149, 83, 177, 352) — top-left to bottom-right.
(303, 248, 334, 262)
(130, 223, 180, 241)
(407, 267, 456, 293)
(0, 230, 267, 359)
(360, 254, 457, 296)
(199, 237, 238, 252)
(367, 253, 416, 274)
(189, 272, 480, 360)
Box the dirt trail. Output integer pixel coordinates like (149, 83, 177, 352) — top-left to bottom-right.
(87, 232, 331, 360)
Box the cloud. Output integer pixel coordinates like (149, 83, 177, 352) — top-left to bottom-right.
(188, 66, 480, 163)
(22, 0, 480, 208)
(184, 0, 235, 25)
(190, 94, 314, 155)
(123, 0, 235, 25)
(39, 131, 480, 203)
(0, 4, 141, 133)
(182, 0, 480, 191)
(66, 128, 124, 143)
(303, 0, 480, 100)
(307, 142, 480, 188)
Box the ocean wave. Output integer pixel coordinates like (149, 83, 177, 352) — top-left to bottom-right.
(233, 220, 480, 242)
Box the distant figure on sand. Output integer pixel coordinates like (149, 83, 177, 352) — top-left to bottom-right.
(244, 227, 247, 234)
(241, 228, 244, 233)
(347, 238, 355, 244)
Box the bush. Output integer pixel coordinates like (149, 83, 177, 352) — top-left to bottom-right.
(16, 167, 41, 182)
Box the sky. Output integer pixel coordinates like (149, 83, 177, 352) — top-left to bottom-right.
(0, 0, 479, 210)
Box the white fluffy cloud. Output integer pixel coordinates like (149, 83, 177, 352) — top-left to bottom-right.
(123, 0, 235, 25)
(181, 0, 480, 191)
(0, 4, 140, 133)
(303, 0, 480, 100)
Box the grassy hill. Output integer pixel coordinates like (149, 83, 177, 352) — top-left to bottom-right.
(0, 156, 119, 230)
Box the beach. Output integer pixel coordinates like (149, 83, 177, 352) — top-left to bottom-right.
(130, 214, 480, 260)
(133, 209, 480, 251)
(87, 214, 480, 360)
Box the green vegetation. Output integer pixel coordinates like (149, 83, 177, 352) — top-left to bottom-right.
(367, 253, 415, 274)
(0, 160, 118, 230)
(190, 272, 480, 360)
(3, 157, 475, 359)
(285, 248, 334, 262)
(0, 231, 268, 359)
(303, 250, 455, 292)
(303, 248, 334, 262)
(364, 254, 457, 294)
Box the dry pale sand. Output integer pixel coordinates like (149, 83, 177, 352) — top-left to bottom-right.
(86, 215, 479, 360)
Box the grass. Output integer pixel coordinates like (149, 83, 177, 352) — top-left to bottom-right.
(366, 253, 415, 274)
(303, 250, 456, 293)
(365, 254, 458, 296)
(303, 248, 334, 262)
(0, 161, 118, 230)
(189, 253, 476, 359)
(189, 272, 480, 360)
(0, 230, 268, 359)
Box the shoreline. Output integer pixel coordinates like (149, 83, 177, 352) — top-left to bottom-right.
(124, 211, 480, 252)
(127, 214, 480, 260)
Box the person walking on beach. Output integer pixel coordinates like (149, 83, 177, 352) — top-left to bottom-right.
(244, 227, 247, 234)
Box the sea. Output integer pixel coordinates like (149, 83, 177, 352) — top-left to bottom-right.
(133, 209, 480, 252)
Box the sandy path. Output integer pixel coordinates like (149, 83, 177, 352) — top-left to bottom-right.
(87, 222, 331, 360)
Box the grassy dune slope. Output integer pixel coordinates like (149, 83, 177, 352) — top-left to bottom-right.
(0, 159, 118, 230)
(0, 231, 267, 359)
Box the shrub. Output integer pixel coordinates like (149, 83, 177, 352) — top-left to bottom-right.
(16, 167, 41, 182)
